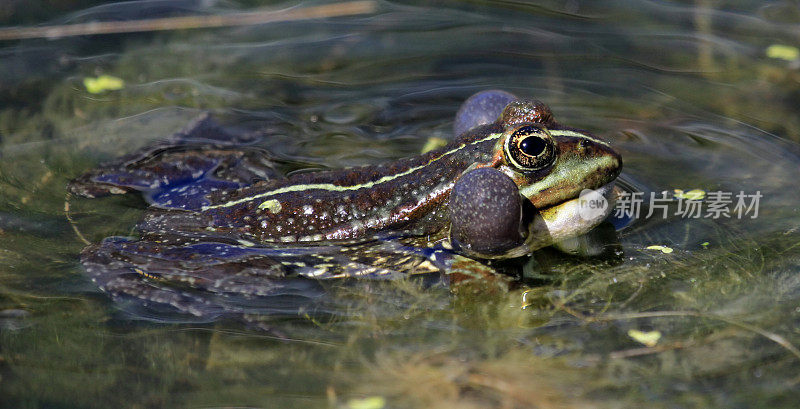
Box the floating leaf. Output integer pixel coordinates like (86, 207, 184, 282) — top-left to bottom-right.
(421, 137, 447, 154)
(766, 44, 799, 61)
(83, 75, 125, 94)
(628, 329, 661, 347)
(673, 188, 705, 200)
(646, 245, 673, 254)
(347, 396, 386, 409)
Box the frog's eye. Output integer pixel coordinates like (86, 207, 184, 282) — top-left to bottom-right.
(504, 125, 557, 171)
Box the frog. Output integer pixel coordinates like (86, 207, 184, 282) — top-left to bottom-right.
(67, 90, 622, 320)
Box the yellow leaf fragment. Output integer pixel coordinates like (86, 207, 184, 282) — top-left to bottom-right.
(646, 245, 673, 254)
(766, 44, 800, 61)
(628, 329, 661, 347)
(673, 188, 705, 200)
(258, 199, 282, 214)
(83, 75, 125, 94)
(420, 137, 448, 154)
(347, 396, 386, 409)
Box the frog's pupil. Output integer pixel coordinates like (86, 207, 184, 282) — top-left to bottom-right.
(519, 136, 546, 157)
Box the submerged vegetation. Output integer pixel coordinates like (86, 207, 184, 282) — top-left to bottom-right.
(1, 1, 800, 408)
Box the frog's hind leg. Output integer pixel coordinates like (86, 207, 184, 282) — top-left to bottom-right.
(68, 114, 282, 210)
(81, 237, 329, 322)
(82, 241, 229, 321)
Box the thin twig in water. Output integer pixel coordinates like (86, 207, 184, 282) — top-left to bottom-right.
(64, 193, 91, 246)
(0, 1, 376, 41)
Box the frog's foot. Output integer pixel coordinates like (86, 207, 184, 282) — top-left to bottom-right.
(453, 89, 517, 137)
(68, 114, 280, 210)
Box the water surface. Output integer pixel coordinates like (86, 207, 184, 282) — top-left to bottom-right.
(2, 1, 800, 408)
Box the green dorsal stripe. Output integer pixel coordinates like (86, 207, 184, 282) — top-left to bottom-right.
(201, 132, 503, 210)
(549, 129, 612, 148)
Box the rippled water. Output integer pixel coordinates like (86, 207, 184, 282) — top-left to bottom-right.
(2, 1, 800, 408)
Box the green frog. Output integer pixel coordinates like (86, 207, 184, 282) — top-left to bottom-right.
(68, 90, 622, 319)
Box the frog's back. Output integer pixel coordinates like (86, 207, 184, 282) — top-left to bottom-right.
(200, 123, 504, 243)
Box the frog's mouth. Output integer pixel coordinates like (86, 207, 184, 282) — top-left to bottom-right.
(494, 181, 617, 259)
(535, 181, 617, 238)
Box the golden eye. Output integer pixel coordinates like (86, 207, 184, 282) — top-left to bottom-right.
(504, 125, 557, 171)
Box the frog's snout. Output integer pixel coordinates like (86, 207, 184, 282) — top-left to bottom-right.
(562, 133, 623, 193)
(578, 137, 622, 175)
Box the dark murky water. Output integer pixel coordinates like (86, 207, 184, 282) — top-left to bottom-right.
(2, 1, 800, 408)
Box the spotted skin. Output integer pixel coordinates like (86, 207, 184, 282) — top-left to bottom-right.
(200, 123, 503, 243)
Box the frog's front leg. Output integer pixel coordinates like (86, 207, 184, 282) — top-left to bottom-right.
(442, 254, 510, 292)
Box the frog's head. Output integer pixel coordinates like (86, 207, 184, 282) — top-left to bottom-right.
(490, 99, 621, 254)
(494, 100, 621, 210)
(451, 98, 622, 259)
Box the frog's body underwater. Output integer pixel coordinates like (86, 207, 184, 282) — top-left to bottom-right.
(69, 90, 621, 320)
